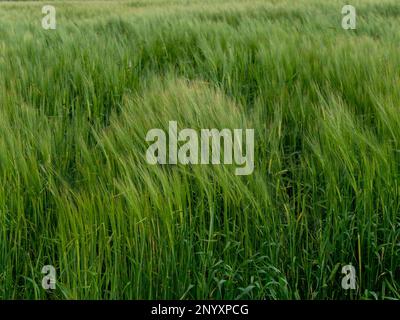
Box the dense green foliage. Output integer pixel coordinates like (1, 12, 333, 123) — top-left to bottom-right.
(0, 0, 399, 299)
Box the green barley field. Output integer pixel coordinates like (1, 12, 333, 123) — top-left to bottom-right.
(0, 0, 399, 300)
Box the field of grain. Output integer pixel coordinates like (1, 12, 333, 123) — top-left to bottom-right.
(0, 0, 399, 299)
